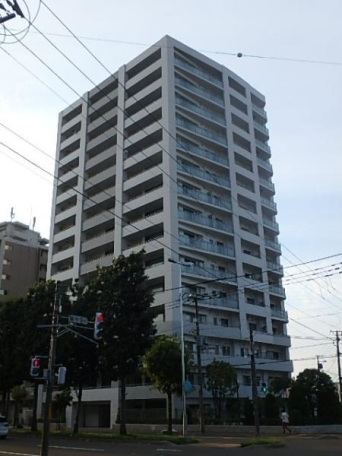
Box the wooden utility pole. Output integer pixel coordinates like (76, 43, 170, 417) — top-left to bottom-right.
(40, 282, 61, 456)
(333, 331, 342, 402)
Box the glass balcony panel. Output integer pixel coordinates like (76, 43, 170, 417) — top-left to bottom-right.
(177, 163, 230, 188)
(175, 76, 225, 106)
(259, 178, 275, 192)
(257, 157, 273, 172)
(265, 239, 281, 252)
(177, 137, 229, 166)
(176, 95, 225, 125)
(179, 235, 235, 257)
(181, 263, 237, 282)
(178, 186, 232, 210)
(255, 139, 271, 154)
(178, 210, 233, 233)
(261, 197, 277, 210)
(253, 121, 269, 136)
(175, 57, 223, 87)
(176, 117, 227, 145)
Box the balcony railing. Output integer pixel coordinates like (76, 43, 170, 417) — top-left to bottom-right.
(253, 121, 269, 136)
(181, 263, 237, 282)
(175, 57, 223, 87)
(265, 239, 281, 252)
(175, 77, 225, 106)
(175, 95, 225, 125)
(177, 163, 230, 188)
(263, 218, 279, 232)
(261, 197, 277, 210)
(252, 104, 267, 118)
(179, 235, 235, 257)
(271, 308, 288, 320)
(176, 117, 227, 146)
(269, 285, 286, 297)
(177, 137, 229, 166)
(257, 157, 273, 172)
(255, 139, 271, 154)
(259, 177, 275, 192)
(178, 210, 233, 233)
(178, 186, 232, 210)
(267, 261, 283, 275)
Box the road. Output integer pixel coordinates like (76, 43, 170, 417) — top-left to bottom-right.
(0, 435, 341, 456)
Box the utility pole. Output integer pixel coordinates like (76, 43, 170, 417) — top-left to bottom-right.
(249, 326, 260, 436)
(190, 293, 205, 434)
(40, 282, 62, 456)
(333, 331, 342, 402)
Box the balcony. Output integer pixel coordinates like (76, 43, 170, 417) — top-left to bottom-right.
(255, 139, 271, 154)
(175, 96, 225, 125)
(178, 210, 233, 234)
(265, 239, 281, 252)
(257, 157, 273, 173)
(174, 57, 223, 87)
(80, 253, 113, 275)
(176, 117, 227, 146)
(178, 186, 231, 210)
(263, 218, 279, 233)
(261, 197, 277, 211)
(177, 137, 229, 167)
(175, 77, 224, 106)
(81, 229, 114, 253)
(271, 308, 288, 321)
(267, 261, 283, 275)
(181, 264, 236, 283)
(253, 121, 269, 137)
(259, 177, 275, 193)
(177, 163, 230, 188)
(83, 210, 113, 231)
(269, 285, 286, 298)
(252, 104, 267, 119)
(179, 235, 235, 257)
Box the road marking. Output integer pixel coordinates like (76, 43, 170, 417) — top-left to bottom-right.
(40, 445, 104, 452)
(0, 452, 39, 456)
(156, 450, 181, 453)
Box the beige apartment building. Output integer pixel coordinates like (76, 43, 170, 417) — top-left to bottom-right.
(48, 36, 292, 426)
(0, 221, 48, 298)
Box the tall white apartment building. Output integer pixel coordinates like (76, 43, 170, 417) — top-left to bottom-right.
(48, 35, 292, 405)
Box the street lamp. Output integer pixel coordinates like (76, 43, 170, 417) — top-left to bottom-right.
(168, 258, 192, 438)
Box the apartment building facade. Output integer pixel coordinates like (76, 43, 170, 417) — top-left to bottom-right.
(0, 221, 48, 298)
(48, 35, 292, 420)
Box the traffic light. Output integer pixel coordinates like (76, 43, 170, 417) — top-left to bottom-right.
(57, 366, 67, 385)
(261, 382, 268, 394)
(94, 312, 104, 340)
(30, 357, 41, 377)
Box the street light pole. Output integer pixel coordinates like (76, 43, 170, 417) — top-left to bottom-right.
(249, 326, 260, 436)
(168, 259, 187, 438)
(190, 293, 205, 434)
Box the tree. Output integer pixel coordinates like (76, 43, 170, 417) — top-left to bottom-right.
(52, 388, 72, 428)
(289, 369, 342, 424)
(143, 336, 188, 433)
(57, 282, 99, 434)
(205, 360, 237, 421)
(11, 385, 28, 428)
(269, 377, 291, 397)
(90, 251, 156, 435)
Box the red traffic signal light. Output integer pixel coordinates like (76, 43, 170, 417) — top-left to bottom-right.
(30, 357, 41, 377)
(94, 312, 104, 340)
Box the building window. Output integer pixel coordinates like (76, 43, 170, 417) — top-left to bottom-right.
(199, 314, 207, 323)
(214, 345, 220, 355)
(1, 274, 10, 280)
(241, 348, 249, 357)
(3, 259, 11, 266)
(4, 244, 13, 251)
(243, 375, 251, 386)
(220, 318, 229, 327)
(222, 345, 231, 356)
(213, 317, 218, 326)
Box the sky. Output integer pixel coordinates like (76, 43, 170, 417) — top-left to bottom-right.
(0, 0, 341, 380)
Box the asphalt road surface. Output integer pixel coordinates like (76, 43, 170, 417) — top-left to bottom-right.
(0, 435, 341, 456)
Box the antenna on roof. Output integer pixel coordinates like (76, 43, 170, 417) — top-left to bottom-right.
(32, 216, 36, 231)
(10, 207, 15, 221)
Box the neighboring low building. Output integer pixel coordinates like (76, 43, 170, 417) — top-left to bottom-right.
(0, 221, 48, 299)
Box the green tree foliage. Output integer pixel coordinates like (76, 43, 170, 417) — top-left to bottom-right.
(264, 393, 280, 424)
(269, 377, 291, 397)
(11, 385, 28, 427)
(289, 369, 342, 424)
(143, 336, 187, 432)
(205, 360, 237, 420)
(57, 282, 99, 434)
(53, 388, 72, 426)
(89, 251, 156, 435)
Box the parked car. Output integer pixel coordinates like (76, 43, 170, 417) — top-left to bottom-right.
(0, 416, 8, 439)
